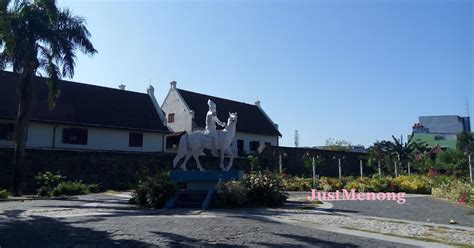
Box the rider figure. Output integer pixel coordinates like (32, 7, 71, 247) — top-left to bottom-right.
(204, 99, 226, 156)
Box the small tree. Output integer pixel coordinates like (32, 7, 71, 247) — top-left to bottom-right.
(325, 138, 352, 151)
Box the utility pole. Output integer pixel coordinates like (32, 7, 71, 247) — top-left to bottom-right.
(469, 154, 472, 183)
(338, 158, 342, 179)
(279, 153, 283, 174)
(378, 160, 382, 179)
(312, 156, 316, 188)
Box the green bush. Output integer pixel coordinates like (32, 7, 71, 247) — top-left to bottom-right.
(432, 180, 473, 204)
(35, 171, 66, 197)
(131, 172, 177, 208)
(52, 181, 90, 196)
(0, 189, 9, 199)
(244, 171, 288, 207)
(215, 180, 248, 207)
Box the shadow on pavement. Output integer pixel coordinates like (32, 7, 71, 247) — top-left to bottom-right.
(152, 231, 243, 247)
(252, 233, 359, 248)
(0, 210, 153, 248)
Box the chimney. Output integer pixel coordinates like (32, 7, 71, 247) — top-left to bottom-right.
(170, 81, 177, 89)
(147, 85, 155, 96)
(118, 84, 126, 90)
(255, 100, 261, 107)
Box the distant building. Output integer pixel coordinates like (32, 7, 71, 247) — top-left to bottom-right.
(0, 71, 170, 152)
(410, 115, 471, 150)
(161, 81, 281, 155)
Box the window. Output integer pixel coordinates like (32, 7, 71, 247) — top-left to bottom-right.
(129, 132, 143, 147)
(62, 128, 88, 145)
(237, 139, 244, 151)
(168, 113, 175, 123)
(0, 123, 14, 140)
(249, 141, 260, 152)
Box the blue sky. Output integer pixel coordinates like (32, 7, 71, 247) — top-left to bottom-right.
(57, 0, 473, 147)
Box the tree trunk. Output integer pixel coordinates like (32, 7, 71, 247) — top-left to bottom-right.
(12, 68, 35, 196)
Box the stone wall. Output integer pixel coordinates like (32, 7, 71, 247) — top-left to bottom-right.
(0, 148, 250, 193)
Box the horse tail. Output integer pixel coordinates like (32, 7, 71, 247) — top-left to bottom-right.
(173, 134, 188, 168)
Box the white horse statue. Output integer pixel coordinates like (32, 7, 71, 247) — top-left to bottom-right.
(173, 112, 238, 171)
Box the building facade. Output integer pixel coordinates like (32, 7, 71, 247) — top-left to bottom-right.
(161, 81, 281, 155)
(0, 71, 170, 152)
(410, 115, 471, 150)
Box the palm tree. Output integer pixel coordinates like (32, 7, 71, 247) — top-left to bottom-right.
(389, 134, 427, 176)
(0, 0, 97, 196)
(457, 131, 474, 182)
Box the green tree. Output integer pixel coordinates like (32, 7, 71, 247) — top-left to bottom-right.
(434, 149, 467, 176)
(457, 131, 474, 182)
(367, 140, 392, 176)
(0, 0, 97, 195)
(302, 154, 325, 177)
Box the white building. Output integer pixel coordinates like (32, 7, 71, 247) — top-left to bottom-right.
(0, 71, 170, 152)
(161, 81, 281, 155)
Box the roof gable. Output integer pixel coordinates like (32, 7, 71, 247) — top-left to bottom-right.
(0, 71, 169, 132)
(176, 88, 281, 136)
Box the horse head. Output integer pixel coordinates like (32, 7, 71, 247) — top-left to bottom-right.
(227, 112, 237, 126)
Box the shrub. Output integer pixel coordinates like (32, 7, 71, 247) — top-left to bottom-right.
(394, 176, 431, 194)
(282, 176, 312, 191)
(52, 181, 90, 196)
(366, 176, 390, 192)
(318, 177, 344, 191)
(0, 189, 9, 199)
(88, 184, 102, 193)
(132, 172, 177, 208)
(215, 180, 248, 207)
(244, 171, 288, 207)
(35, 171, 65, 197)
(344, 179, 367, 192)
(432, 180, 473, 204)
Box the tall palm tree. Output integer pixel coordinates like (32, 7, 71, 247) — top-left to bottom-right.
(457, 131, 474, 182)
(0, 0, 97, 196)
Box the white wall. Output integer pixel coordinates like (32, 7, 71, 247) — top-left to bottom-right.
(161, 89, 193, 133)
(53, 125, 165, 152)
(234, 132, 279, 153)
(0, 119, 165, 152)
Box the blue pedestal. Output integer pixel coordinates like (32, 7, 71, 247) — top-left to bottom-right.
(168, 170, 244, 209)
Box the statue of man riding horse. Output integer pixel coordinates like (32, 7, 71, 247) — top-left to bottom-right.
(172, 99, 237, 171)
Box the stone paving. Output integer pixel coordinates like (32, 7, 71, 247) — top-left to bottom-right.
(0, 193, 472, 247)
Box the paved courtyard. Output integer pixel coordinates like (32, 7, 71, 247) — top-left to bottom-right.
(0, 193, 472, 247)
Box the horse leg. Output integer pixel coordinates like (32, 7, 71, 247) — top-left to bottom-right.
(219, 149, 226, 170)
(181, 154, 192, 171)
(194, 154, 205, 171)
(224, 148, 234, 171)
